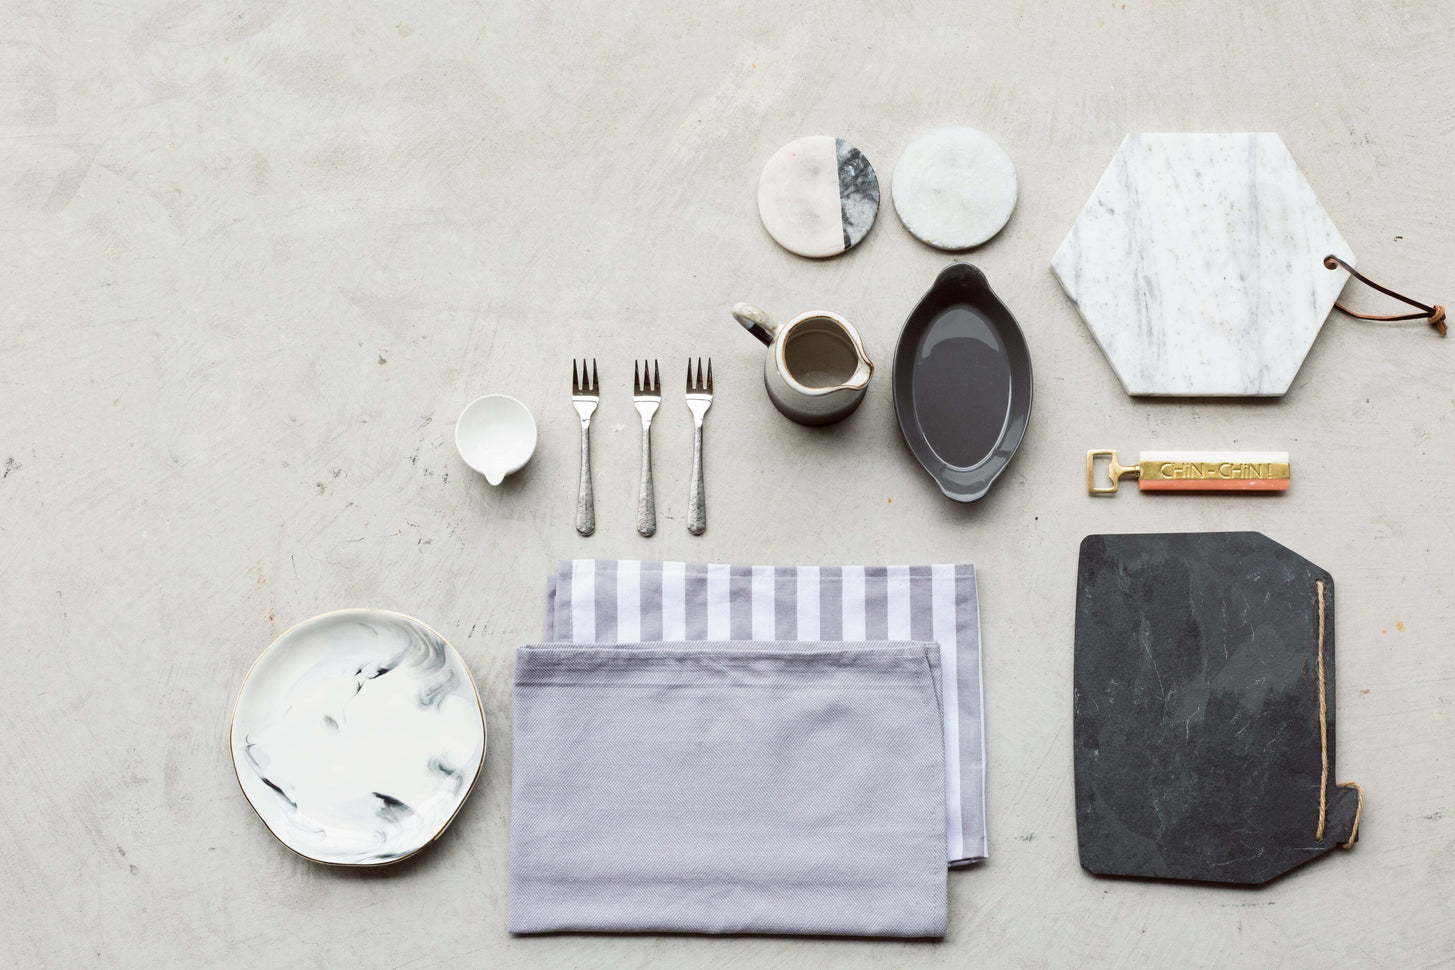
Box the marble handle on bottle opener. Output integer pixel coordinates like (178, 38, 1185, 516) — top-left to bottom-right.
(1089, 450, 1291, 494)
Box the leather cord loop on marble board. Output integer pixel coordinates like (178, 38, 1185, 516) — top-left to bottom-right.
(1325, 255, 1446, 336)
(1314, 578, 1364, 849)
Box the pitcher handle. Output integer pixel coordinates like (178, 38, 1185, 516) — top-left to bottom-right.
(732, 303, 776, 346)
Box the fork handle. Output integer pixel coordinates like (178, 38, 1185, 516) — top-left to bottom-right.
(688, 423, 705, 535)
(576, 421, 595, 536)
(637, 420, 656, 537)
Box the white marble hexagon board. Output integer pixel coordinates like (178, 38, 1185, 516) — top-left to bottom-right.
(1051, 133, 1355, 396)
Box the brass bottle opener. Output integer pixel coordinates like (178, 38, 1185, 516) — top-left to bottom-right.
(1087, 450, 1291, 495)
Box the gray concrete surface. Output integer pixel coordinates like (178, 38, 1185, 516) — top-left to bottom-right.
(3, 1, 1452, 965)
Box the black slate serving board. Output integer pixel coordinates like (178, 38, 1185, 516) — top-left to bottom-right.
(1074, 532, 1362, 885)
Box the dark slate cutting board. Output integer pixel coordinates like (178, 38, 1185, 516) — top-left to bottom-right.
(1074, 532, 1362, 885)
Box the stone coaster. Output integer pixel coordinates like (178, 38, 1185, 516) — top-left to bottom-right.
(757, 136, 879, 258)
(892, 127, 1017, 250)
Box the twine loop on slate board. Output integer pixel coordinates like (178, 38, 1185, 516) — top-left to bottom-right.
(1325, 255, 1446, 336)
(1315, 578, 1365, 848)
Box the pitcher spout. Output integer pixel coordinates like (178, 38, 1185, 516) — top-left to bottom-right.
(845, 354, 874, 390)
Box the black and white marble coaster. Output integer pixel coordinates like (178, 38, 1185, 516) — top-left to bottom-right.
(892, 126, 1017, 250)
(757, 135, 879, 258)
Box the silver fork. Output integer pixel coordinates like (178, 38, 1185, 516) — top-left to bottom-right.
(685, 357, 712, 535)
(633, 359, 661, 536)
(571, 358, 599, 536)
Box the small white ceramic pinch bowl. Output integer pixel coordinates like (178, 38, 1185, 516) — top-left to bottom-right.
(455, 394, 537, 485)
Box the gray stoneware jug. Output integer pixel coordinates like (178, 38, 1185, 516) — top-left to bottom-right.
(732, 302, 873, 426)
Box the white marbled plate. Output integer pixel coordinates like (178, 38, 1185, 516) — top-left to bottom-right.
(1051, 132, 1354, 397)
(892, 126, 1017, 250)
(757, 135, 879, 258)
(231, 610, 486, 866)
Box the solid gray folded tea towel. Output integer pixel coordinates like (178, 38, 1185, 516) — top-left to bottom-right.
(545, 560, 987, 865)
(508, 642, 949, 937)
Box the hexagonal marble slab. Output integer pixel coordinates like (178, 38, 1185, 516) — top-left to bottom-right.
(1051, 133, 1356, 396)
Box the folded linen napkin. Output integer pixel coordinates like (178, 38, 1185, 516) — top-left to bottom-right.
(544, 560, 987, 865)
(508, 641, 948, 937)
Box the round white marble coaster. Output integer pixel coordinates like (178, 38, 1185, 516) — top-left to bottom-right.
(892, 127, 1017, 250)
(757, 135, 879, 258)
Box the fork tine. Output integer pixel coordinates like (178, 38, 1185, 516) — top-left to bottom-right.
(634, 359, 640, 394)
(572, 358, 580, 394)
(706, 358, 713, 393)
(686, 358, 693, 390)
(653, 359, 660, 392)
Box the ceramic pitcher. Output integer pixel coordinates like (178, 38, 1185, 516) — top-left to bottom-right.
(732, 303, 874, 426)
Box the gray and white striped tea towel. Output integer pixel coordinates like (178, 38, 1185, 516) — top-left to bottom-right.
(509, 641, 948, 936)
(544, 560, 987, 865)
